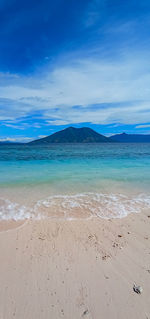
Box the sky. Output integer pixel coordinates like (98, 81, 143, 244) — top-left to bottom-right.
(0, 0, 150, 142)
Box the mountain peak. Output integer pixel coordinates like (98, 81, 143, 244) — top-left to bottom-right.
(65, 126, 91, 131)
(66, 126, 75, 130)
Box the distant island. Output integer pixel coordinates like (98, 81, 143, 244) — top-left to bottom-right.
(29, 127, 150, 144)
(110, 132, 150, 143)
(1, 127, 150, 144)
(29, 127, 113, 144)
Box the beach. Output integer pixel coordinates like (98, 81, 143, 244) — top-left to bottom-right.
(0, 210, 150, 319)
(0, 143, 150, 318)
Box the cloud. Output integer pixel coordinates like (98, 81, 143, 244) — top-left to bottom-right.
(2, 123, 25, 130)
(0, 136, 34, 143)
(0, 52, 150, 126)
(47, 120, 70, 126)
(38, 135, 48, 138)
(136, 124, 150, 128)
(45, 101, 150, 125)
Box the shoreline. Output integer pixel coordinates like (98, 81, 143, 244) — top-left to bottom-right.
(0, 210, 150, 318)
(1, 190, 150, 221)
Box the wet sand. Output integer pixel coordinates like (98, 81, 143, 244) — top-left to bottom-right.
(0, 210, 150, 319)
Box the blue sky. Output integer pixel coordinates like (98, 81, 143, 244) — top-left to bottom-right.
(0, 0, 150, 142)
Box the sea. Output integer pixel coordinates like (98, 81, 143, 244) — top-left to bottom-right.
(0, 143, 150, 220)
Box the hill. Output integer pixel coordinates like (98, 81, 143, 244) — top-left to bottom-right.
(29, 127, 114, 144)
(111, 132, 150, 143)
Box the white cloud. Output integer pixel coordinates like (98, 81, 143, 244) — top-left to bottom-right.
(44, 101, 150, 125)
(2, 123, 25, 130)
(0, 137, 34, 143)
(0, 52, 150, 126)
(38, 135, 48, 138)
(136, 124, 150, 128)
(47, 120, 70, 126)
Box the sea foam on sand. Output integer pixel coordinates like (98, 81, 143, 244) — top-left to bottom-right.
(0, 192, 150, 220)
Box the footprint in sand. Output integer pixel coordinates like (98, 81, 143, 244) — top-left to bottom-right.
(81, 308, 93, 318)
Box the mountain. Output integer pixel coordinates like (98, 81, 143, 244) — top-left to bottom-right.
(29, 127, 114, 144)
(111, 132, 150, 143)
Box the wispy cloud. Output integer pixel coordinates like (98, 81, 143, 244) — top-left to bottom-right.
(38, 135, 48, 138)
(136, 124, 150, 128)
(0, 52, 150, 127)
(0, 136, 34, 143)
(2, 123, 25, 130)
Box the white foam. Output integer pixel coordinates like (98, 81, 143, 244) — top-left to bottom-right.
(0, 193, 150, 221)
(0, 198, 34, 221)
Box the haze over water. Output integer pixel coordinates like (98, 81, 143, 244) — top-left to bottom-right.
(0, 143, 150, 220)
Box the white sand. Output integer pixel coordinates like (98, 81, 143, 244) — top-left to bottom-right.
(0, 211, 150, 319)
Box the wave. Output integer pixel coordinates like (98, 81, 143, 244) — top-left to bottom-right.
(0, 193, 150, 221)
(0, 198, 34, 221)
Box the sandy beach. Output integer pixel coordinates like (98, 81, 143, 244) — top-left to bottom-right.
(0, 210, 150, 319)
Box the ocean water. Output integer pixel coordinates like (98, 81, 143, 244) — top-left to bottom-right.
(0, 143, 150, 220)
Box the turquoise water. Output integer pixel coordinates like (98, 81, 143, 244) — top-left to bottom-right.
(0, 143, 150, 220)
